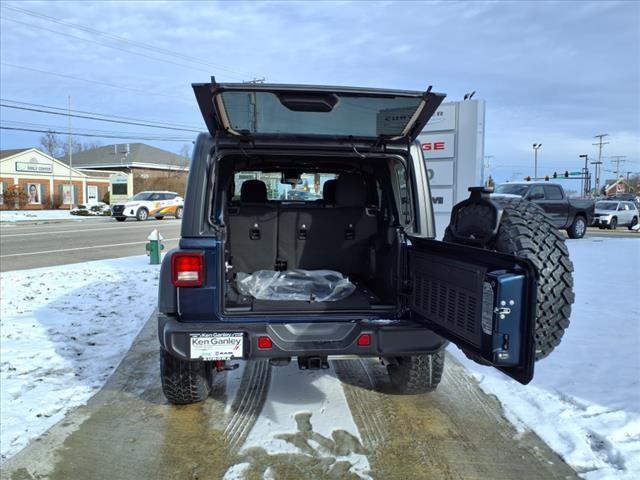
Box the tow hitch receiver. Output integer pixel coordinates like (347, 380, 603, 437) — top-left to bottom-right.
(297, 356, 329, 370)
(214, 360, 239, 372)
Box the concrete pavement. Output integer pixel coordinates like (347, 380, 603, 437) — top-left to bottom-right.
(0, 218, 181, 272)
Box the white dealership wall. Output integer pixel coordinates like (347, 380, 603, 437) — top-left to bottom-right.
(418, 100, 485, 237)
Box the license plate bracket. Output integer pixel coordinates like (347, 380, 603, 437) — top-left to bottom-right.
(189, 333, 244, 361)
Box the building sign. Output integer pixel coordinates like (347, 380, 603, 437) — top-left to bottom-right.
(422, 103, 456, 132)
(420, 100, 485, 237)
(15, 161, 53, 173)
(430, 188, 454, 213)
(427, 161, 454, 186)
(420, 132, 455, 159)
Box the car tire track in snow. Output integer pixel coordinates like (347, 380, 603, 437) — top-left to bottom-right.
(222, 360, 272, 451)
(336, 354, 580, 480)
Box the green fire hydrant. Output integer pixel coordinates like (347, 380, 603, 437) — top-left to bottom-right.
(146, 229, 164, 265)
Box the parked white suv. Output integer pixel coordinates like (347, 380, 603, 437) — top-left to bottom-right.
(111, 191, 184, 221)
(593, 200, 639, 230)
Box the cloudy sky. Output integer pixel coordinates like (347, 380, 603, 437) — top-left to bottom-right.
(1, 0, 638, 185)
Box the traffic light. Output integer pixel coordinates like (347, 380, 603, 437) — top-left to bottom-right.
(553, 172, 558, 178)
(564, 171, 569, 178)
(525, 176, 531, 181)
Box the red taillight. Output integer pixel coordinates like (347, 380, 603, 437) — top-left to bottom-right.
(257, 336, 272, 349)
(357, 334, 371, 347)
(171, 252, 204, 287)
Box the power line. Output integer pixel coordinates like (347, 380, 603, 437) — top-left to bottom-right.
(1, 15, 214, 76)
(1, 98, 200, 129)
(1, 3, 256, 79)
(0, 103, 202, 133)
(1, 62, 189, 102)
(0, 125, 193, 142)
(1, 120, 193, 141)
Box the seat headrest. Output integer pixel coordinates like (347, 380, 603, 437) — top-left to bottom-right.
(240, 180, 268, 203)
(335, 174, 367, 207)
(322, 179, 337, 204)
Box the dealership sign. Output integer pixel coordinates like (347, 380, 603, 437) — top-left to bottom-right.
(15, 161, 53, 173)
(420, 133, 455, 159)
(422, 103, 456, 132)
(427, 161, 454, 186)
(419, 100, 485, 237)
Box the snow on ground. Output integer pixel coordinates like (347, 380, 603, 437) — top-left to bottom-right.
(0, 210, 84, 222)
(0, 255, 159, 462)
(223, 363, 371, 479)
(452, 237, 640, 480)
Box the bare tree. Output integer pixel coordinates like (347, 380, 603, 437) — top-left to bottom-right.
(39, 130, 63, 157)
(61, 138, 102, 156)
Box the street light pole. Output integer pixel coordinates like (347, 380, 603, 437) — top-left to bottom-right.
(532, 143, 542, 179)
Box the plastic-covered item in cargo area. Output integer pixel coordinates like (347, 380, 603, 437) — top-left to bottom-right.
(236, 270, 356, 302)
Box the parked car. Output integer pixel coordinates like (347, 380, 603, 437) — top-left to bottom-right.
(111, 191, 183, 221)
(593, 200, 639, 230)
(493, 182, 594, 239)
(157, 81, 574, 404)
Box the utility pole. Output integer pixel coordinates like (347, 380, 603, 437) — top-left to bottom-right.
(532, 143, 542, 179)
(68, 95, 73, 210)
(579, 154, 589, 196)
(610, 155, 626, 180)
(483, 155, 493, 186)
(592, 133, 609, 194)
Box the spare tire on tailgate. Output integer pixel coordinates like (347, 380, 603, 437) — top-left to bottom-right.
(445, 197, 574, 360)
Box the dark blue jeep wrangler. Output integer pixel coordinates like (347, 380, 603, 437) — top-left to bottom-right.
(158, 81, 574, 404)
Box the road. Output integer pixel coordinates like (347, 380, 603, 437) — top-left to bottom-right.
(0, 218, 181, 272)
(1, 315, 579, 480)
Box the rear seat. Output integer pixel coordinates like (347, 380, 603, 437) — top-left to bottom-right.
(227, 180, 278, 273)
(278, 174, 377, 274)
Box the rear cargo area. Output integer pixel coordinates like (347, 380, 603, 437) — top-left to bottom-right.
(223, 172, 399, 314)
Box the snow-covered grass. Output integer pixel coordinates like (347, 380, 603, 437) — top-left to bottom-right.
(452, 237, 640, 480)
(0, 256, 159, 462)
(0, 210, 89, 222)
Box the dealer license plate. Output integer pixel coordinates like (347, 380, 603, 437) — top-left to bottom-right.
(190, 333, 244, 361)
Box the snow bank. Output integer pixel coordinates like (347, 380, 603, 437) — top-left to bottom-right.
(0, 210, 80, 222)
(0, 256, 159, 462)
(453, 237, 640, 480)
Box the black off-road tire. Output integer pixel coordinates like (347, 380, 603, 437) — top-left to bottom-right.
(160, 348, 211, 404)
(567, 215, 587, 239)
(445, 198, 574, 361)
(387, 351, 445, 394)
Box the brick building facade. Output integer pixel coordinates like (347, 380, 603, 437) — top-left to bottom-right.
(0, 148, 112, 210)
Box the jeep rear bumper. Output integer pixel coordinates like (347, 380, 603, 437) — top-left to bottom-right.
(158, 314, 447, 361)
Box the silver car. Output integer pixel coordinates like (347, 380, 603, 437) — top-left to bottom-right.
(593, 200, 639, 230)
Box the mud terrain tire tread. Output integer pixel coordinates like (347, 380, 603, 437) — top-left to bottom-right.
(446, 198, 574, 360)
(387, 351, 445, 394)
(160, 347, 210, 404)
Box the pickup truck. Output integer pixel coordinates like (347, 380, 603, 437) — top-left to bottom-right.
(493, 182, 594, 238)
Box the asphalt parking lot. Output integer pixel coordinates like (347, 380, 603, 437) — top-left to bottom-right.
(0, 218, 181, 272)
